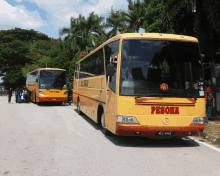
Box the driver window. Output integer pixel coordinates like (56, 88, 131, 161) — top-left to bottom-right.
(105, 40, 119, 92)
(108, 62, 117, 92)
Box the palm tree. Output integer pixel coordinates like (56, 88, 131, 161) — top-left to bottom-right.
(59, 12, 106, 53)
(160, 0, 220, 63)
(121, 0, 146, 33)
(106, 7, 125, 37)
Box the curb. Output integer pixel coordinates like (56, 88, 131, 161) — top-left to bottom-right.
(199, 132, 220, 144)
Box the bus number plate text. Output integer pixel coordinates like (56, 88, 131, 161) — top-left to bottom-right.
(155, 131, 175, 136)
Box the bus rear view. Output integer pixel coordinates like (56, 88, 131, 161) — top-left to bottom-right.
(115, 36, 205, 137)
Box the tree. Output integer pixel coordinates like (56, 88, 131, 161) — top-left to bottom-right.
(121, 0, 146, 33)
(59, 12, 106, 53)
(143, 0, 164, 33)
(159, 0, 220, 63)
(0, 28, 51, 88)
(22, 40, 59, 78)
(106, 7, 125, 37)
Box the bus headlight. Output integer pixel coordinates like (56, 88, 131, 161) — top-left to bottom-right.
(39, 91, 44, 95)
(117, 116, 138, 123)
(192, 117, 205, 124)
(64, 91, 68, 95)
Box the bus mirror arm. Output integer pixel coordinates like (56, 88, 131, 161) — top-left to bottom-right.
(201, 54, 205, 59)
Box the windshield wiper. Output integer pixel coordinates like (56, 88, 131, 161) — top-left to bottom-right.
(160, 89, 198, 101)
(135, 94, 174, 99)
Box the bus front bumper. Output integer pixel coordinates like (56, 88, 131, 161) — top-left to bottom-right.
(116, 123, 205, 137)
(38, 97, 68, 102)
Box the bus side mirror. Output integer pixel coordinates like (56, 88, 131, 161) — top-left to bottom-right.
(106, 63, 115, 77)
(36, 79, 38, 82)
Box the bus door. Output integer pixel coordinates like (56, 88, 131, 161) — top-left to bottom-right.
(105, 54, 118, 132)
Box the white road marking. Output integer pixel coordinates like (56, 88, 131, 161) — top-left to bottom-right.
(189, 137, 220, 153)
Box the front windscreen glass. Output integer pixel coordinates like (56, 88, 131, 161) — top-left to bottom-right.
(39, 70, 66, 89)
(120, 39, 203, 97)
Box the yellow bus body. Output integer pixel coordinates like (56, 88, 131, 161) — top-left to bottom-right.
(73, 33, 205, 137)
(26, 68, 68, 103)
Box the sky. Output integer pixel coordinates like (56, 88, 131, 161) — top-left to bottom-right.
(0, 0, 145, 39)
(0, 0, 145, 83)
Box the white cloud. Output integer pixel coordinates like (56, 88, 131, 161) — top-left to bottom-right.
(0, 0, 45, 29)
(0, 24, 16, 30)
(27, 0, 128, 31)
(14, 0, 23, 3)
(0, 0, 130, 38)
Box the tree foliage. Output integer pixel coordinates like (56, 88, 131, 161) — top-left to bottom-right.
(0, 28, 51, 88)
(158, 0, 220, 62)
(121, 0, 146, 33)
(22, 40, 59, 78)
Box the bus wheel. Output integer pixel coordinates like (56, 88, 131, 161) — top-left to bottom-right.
(57, 102, 62, 106)
(77, 99, 82, 115)
(101, 112, 111, 135)
(35, 94, 37, 104)
(35, 94, 40, 105)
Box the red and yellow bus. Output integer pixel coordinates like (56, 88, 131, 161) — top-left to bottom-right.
(73, 33, 206, 138)
(26, 68, 68, 104)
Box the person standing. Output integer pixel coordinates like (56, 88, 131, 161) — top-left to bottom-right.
(7, 88, 13, 103)
(205, 81, 213, 122)
(15, 87, 19, 103)
(68, 89, 72, 105)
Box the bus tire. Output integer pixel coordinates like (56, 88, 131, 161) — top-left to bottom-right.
(35, 94, 37, 104)
(35, 94, 40, 105)
(101, 112, 111, 136)
(77, 99, 82, 115)
(57, 102, 62, 106)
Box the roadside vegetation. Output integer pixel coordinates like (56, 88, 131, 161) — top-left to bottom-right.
(0, 0, 220, 90)
(198, 121, 220, 148)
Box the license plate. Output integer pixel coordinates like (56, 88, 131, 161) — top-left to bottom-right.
(51, 99, 56, 100)
(155, 131, 175, 136)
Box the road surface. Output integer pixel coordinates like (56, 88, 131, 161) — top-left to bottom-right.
(0, 96, 220, 176)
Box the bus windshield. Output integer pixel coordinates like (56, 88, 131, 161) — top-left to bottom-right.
(120, 39, 203, 97)
(39, 70, 66, 89)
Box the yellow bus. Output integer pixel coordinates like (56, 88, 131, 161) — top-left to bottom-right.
(26, 68, 68, 104)
(73, 33, 206, 138)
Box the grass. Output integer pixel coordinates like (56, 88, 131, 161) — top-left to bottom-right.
(203, 121, 220, 138)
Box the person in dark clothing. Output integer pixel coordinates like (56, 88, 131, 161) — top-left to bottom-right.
(205, 81, 213, 123)
(23, 86, 30, 103)
(15, 87, 19, 103)
(7, 88, 13, 103)
(16, 87, 22, 103)
(68, 89, 72, 105)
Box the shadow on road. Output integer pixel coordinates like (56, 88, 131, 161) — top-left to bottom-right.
(32, 102, 70, 107)
(74, 109, 101, 131)
(74, 109, 200, 148)
(105, 135, 200, 148)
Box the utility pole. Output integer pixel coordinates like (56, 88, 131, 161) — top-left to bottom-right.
(46, 62, 47, 68)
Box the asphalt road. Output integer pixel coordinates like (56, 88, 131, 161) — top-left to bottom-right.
(0, 96, 220, 176)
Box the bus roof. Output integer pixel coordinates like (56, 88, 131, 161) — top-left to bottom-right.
(26, 68, 66, 75)
(76, 33, 198, 64)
